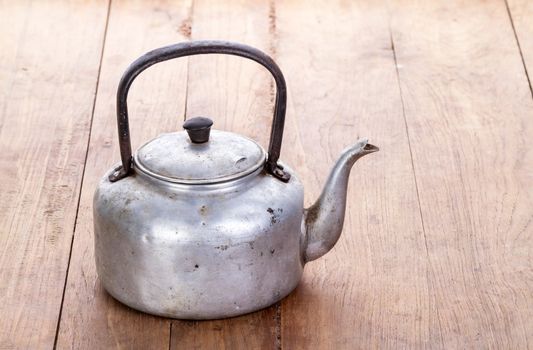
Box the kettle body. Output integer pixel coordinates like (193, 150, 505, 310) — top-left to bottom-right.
(94, 161, 304, 319)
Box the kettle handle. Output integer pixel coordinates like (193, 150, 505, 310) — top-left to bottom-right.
(109, 40, 290, 182)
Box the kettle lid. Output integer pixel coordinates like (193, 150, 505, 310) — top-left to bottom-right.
(134, 117, 266, 184)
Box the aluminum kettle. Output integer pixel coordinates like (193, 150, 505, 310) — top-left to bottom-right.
(93, 40, 379, 319)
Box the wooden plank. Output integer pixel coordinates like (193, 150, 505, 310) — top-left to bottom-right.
(276, 0, 430, 348)
(184, 0, 275, 148)
(170, 0, 278, 348)
(0, 1, 109, 348)
(390, 0, 533, 347)
(507, 0, 533, 90)
(55, 0, 192, 348)
(0, 0, 31, 112)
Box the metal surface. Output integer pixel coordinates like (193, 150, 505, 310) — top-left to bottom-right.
(95, 164, 304, 319)
(94, 137, 378, 319)
(303, 139, 379, 262)
(134, 130, 266, 184)
(94, 40, 380, 319)
(109, 40, 290, 182)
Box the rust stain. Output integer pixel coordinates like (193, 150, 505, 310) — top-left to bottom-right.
(199, 205, 207, 216)
(267, 207, 282, 225)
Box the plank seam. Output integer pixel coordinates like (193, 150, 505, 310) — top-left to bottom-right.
(388, 25, 446, 346)
(182, 0, 193, 122)
(168, 322, 173, 350)
(52, 0, 113, 348)
(504, 0, 533, 99)
(275, 302, 281, 350)
(387, 31, 429, 266)
(502, 4, 533, 347)
(183, 56, 190, 120)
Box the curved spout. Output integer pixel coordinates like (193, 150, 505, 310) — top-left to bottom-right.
(303, 138, 379, 262)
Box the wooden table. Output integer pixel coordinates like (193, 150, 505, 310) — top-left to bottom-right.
(1, 0, 532, 348)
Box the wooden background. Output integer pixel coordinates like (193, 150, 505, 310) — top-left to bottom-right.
(1, 0, 532, 348)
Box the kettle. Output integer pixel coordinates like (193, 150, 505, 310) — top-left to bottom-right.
(94, 40, 379, 319)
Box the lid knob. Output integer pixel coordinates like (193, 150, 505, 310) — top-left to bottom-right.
(183, 117, 213, 143)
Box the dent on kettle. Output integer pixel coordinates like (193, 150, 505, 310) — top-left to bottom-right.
(303, 138, 379, 262)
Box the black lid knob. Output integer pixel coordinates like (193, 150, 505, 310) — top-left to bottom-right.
(183, 117, 213, 143)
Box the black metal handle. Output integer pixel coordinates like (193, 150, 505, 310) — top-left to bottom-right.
(110, 40, 290, 182)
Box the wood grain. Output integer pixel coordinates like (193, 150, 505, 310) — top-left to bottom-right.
(184, 0, 275, 148)
(507, 0, 533, 92)
(2, 0, 532, 349)
(0, 1, 108, 348)
(390, 0, 533, 347)
(170, 0, 278, 348)
(56, 0, 192, 348)
(276, 0, 430, 348)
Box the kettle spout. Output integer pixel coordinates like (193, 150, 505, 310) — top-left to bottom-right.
(303, 138, 379, 262)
